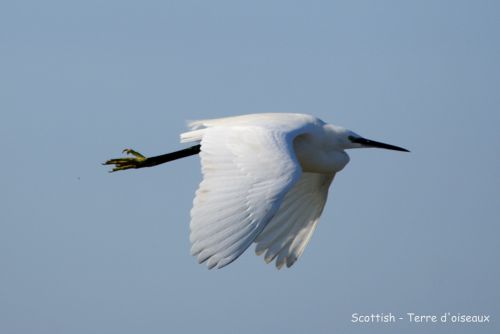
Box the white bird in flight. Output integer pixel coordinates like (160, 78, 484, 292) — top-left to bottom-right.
(104, 113, 408, 269)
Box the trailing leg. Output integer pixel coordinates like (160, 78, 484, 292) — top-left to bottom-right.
(103, 145, 201, 172)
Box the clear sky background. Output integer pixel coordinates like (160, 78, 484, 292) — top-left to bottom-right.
(1, 1, 499, 333)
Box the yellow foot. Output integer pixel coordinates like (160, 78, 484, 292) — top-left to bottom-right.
(103, 148, 148, 172)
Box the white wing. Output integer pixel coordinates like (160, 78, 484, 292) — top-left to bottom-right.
(254, 173, 334, 269)
(188, 126, 303, 269)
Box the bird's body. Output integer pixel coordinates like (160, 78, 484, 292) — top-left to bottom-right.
(182, 113, 351, 174)
(105, 113, 408, 269)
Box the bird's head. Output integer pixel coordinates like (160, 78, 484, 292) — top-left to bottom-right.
(330, 126, 409, 152)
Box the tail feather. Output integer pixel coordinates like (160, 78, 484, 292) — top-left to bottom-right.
(180, 129, 205, 143)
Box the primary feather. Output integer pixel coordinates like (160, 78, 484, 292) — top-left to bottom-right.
(255, 173, 334, 269)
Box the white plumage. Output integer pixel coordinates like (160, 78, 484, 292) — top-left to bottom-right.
(181, 114, 353, 269)
(106, 113, 408, 269)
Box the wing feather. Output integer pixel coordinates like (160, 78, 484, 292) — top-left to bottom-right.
(254, 173, 334, 269)
(188, 126, 303, 269)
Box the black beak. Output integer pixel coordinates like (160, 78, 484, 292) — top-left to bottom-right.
(351, 137, 410, 152)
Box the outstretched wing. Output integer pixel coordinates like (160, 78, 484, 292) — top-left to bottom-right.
(189, 126, 302, 269)
(254, 173, 334, 269)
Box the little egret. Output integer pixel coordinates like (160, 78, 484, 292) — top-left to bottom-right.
(104, 113, 408, 269)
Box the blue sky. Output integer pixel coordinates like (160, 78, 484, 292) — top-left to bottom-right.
(1, 1, 499, 333)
